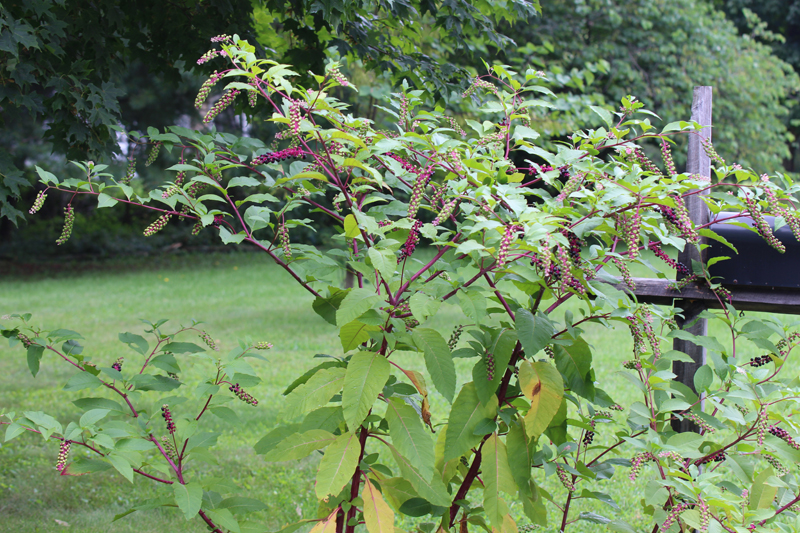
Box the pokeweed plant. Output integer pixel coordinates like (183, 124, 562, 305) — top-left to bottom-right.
(7, 33, 800, 533)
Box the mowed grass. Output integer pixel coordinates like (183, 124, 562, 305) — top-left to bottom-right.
(0, 251, 778, 532)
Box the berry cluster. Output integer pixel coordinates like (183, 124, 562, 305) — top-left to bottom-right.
(122, 157, 136, 185)
(56, 440, 71, 472)
(631, 148, 663, 176)
(699, 499, 709, 531)
(111, 357, 123, 372)
(697, 450, 726, 465)
(555, 463, 575, 491)
(192, 221, 203, 236)
(161, 186, 180, 199)
(622, 360, 640, 370)
(627, 315, 646, 360)
(398, 220, 422, 261)
(613, 257, 636, 291)
(448, 325, 464, 350)
(143, 214, 172, 236)
(750, 355, 772, 367)
(56, 206, 75, 246)
(527, 164, 554, 176)
(288, 100, 303, 135)
(658, 451, 683, 463)
(660, 139, 676, 175)
(660, 502, 688, 531)
(686, 412, 715, 433)
(252, 147, 307, 165)
(161, 435, 178, 461)
(763, 453, 789, 476)
(145, 143, 161, 166)
(199, 331, 217, 350)
(30, 190, 47, 214)
(768, 425, 800, 449)
(668, 274, 698, 291)
(701, 138, 725, 165)
(432, 199, 457, 226)
(563, 231, 582, 265)
(616, 211, 641, 259)
(496, 224, 523, 268)
(582, 430, 595, 445)
(629, 452, 656, 481)
(757, 408, 769, 445)
(407, 166, 434, 219)
(648, 241, 690, 276)
(254, 341, 273, 350)
(17, 333, 33, 347)
(462, 78, 499, 98)
(544, 345, 555, 359)
(229, 383, 258, 406)
(161, 405, 176, 434)
(327, 63, 349, 87)
(248, 79, 258, 108)
(444, 116, 465, 136)
(744, 196, 785, 253)
(484, 351, 495, 381)
(203, 89, 240, 123)
(279, 223, 291, 259)
(197, 49, 223, 65)
(195, 71, 223, 109)
(555, 170, 582, 201)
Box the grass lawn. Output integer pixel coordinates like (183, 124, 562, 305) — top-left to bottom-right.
(0, 251, 772, 532)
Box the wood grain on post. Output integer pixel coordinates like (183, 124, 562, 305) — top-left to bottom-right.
(672, 86, 712, 433)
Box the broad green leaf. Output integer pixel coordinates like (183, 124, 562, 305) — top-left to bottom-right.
(515, 309, 553, 358)
(205, 509, 240, 533)
(362, 478, 395, 533)
(385, 398, 435, 480)
(519, 361, 564, 437)
(412, 328, 456, 402)
(458, 290, 487, 323)
(483, 434, 516, 528)
(589, 105, 613, 128)
(264, 430, 336, 462)
(283, 361, 343, 395)
(315, 431, 361, 500)
(107, 453, 134, 483)
(668, 329, 726, 353)
(119, 332, 149, 355)
(254, 425, 301, 455)
(227, 176, 261, 188)
(173, 482, 203, 520)
(444, 382, 498, 461)
(80, 409, 110, 428)
(63, 372, 103, 392)
(408, 292, 440, 322)
(554, 338, 593, 399)
(342, 351, 390, 430)
(506, 420, 532, 496)
(312, 288, 350, 326)
(693, 365, 713, 392)
(336, 288, 383, 326)
(386, 443, 451, 506)
(5, 422, 26, 442)
(379, 477, 419, 511)
(473, 329, 517, 406)
(750, 467, 778, 510)
(368, 248, 396, 282)
(284, 367, 346, 420)
(27, 345, 44, 377)
(218, 497, 268, 514)
(339, 320, 377, 352)
(97, 192, 118, 208)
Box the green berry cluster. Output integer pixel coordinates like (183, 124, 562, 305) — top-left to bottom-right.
(30, 190, 47, 214)
(612, 256, 636, 291)
(448, 325, 463, 350)
(56, 206, 75, 245)
(701, 137, 725, 165)
(145, 143, 161, 166)
(195, 71, 222, 109)
(161, 435, 178, 461)
(253, 341, 273, 350)
(555, 463, 575, 491)
(432, 199, 457, 226)
(191, 221, 203, 236)
(462, 78, 499, 98)
(199, 331, 217, 350)
(56, 440, 71, 472)
(744, 196, 785, 253)
(122, 158, 136, 184)
(248, 79, 259, 108)
(661, 139, 676, 175)
(327, 63, 349, 87)
(203, 89, 240, 123)
(143, 214, 171, 236)
(279, 223, 291, 258)
(17, 332, 33, 347)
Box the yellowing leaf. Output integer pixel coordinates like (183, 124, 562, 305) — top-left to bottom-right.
(519, 361, 563, 437)
(344, 214, 361, 238)
(308, 509, 339, 533)
(362, 478, 395, 533)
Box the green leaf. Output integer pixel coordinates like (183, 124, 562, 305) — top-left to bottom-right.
(554, 338, 593, 399)
(368, 248, 396, 282)
(458, 290, 487, 323)
(264, 430, 336, 462)
(387, 443, 451, 506)
(119, 332, 149, 355)
(63, 372, 103, 392)
(5, 422, 26, 442)
(693, 365, 714, 392)
(342, 351, 390, 430)
(184, 432, 220, 453)
(343, 214, 361, 238)
(315, 431, 361, 500)
(283, 361, 343, 395)
(339, 320, 377, 352)
(336, 288, 383, 326)
(227, 176, 261, 188)
(385, 398, 435, 480)
(97, 192, 118, 208)
(515, 310, 553, 358)
(218, 497, 268, 514)
(173, 482, 203, 519)
(483, 434, 515, 528)
(220, 227, 246, 244)
(284, 367, 346, 420)
(80, 409, 110, 428)
(412, 328, 456, 402)
(506, 419, 532, 496)
(107, 453, 134, 483)
(750, 467, 778, 510)
(444, 382, 498, 462)
(473, 329, 517, 405)
(128, 374, 180, 392)
(589, 105, 613, 128)
(408, 292, 440, 322)
(668, 329, 726, 353)
(254, 425, 301, 455)
(519, 361, 564, 437)
(312, 288, 350, 326)
(27, 345, 44, 377)
(163, 342, 206, 354)
(205, 509, 240, 533)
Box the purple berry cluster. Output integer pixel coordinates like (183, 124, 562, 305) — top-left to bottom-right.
(56, 206, 75, 246)
(56, 440, 70, 472)
(111, 357, 123, 372)
(660, 502, 688, 531)
(161, 404, 176, 434)
(229, 383, 258, 406)
(544, 345, 555, 359)
(143, 214, 171, 236)
(582, 429, 595, 445)
(252, 147, 307, 165)
(398, 220, 422, 261)
(648, 241, 690, 275)
(768, 425, 800, 449)
(697, 450, 726, 465)
(750, 355, 771, 367)
(30, 190, 47, 214)
(555, 463, 575, 491)
(484, 351, 495, 381)
(203, 89, 240, 123)
(763, 453, 788, 476)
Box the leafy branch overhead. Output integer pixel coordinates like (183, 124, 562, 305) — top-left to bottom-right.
(7, 34, 800, 533)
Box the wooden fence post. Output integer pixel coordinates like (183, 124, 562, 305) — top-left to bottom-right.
(671, 86, 712, 433)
